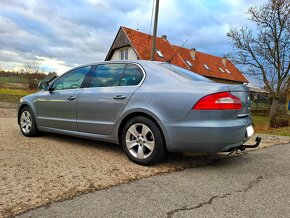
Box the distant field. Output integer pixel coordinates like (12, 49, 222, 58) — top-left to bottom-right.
(0, 76, 29, 84)
(0, 75, 42, 91)
(9, 77, 29, 83)
(0, 88, 34, 104)
(0, 77, 9, 83)
(0, 88, 33, 95)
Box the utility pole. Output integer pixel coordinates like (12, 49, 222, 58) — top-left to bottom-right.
(150, 0, 159, 61)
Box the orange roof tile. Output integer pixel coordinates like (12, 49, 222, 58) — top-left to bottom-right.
(121, 26, 248, 83)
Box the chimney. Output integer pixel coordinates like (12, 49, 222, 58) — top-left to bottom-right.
(222, 57, 227, 67)
(161, 35, 167, 40)
(190, 48, 196, 60)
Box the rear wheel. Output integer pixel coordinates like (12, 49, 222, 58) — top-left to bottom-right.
(19, 107, 39, 137)
(121, 116, 166, 165)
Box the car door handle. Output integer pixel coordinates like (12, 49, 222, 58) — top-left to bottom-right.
(113, 95, 127, 100)
(67, 96, 76, 101)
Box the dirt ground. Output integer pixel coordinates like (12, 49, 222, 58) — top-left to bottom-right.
(0, 104, 289, 218)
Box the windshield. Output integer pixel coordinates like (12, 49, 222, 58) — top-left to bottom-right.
(160, 63, 212, 82)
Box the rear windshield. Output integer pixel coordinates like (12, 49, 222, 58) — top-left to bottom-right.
(160, 63, 212, 82)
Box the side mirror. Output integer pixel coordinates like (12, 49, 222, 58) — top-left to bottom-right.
(38, 81, 49, 91)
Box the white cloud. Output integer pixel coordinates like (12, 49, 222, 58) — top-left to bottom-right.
(0, 0, 267, 73)
(35, 56, 70, 74)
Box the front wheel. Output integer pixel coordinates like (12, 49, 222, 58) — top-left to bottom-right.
(19, 107, 39, 137)
(121, 116, 166, 165)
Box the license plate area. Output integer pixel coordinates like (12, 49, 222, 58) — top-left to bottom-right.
(246, 125, 254, 138)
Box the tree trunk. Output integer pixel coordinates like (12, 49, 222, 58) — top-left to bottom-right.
(269, 97, 288, 128)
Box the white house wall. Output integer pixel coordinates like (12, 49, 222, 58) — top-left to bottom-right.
(110, 46, 138, 60)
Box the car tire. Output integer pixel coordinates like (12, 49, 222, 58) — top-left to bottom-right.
(121, 116, 166, 165)
(19, 106, 39, 137)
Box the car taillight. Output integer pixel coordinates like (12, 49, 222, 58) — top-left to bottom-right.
(193, 92, 242, 110)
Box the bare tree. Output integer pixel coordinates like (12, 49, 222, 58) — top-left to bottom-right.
(0, 59, 5, 71)
(23, 61, 40, 74)
(227, 0, 289, 127)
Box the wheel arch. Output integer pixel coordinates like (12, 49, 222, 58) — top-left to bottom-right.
(117, 111, 167, 150)
(17, 103, 35, 125)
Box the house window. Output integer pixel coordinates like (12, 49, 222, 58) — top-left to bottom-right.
(120, 49, 129, 60)
(219, 67, 224, 73)
(156, 50, 164, 58)
(204, 64, 210, 70)
(186, 60, 192, 67)
(226, 69, 231, 74)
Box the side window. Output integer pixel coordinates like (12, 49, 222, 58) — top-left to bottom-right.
(52, 66, 91, 90)
(120, 64, 144, 86)
(89, 64, 126, 87)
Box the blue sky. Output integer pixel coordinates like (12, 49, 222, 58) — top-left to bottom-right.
(0, 0, 267, 74)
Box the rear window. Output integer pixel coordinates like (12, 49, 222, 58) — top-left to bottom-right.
(160, 63, 212, 82)
(120, 64, 144, 86)
(89, 64, 126, 87)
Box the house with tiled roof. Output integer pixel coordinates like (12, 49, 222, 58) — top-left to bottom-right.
(105, 26, 248, 84)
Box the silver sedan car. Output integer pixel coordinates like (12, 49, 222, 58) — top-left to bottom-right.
(18, 60, 255, 165)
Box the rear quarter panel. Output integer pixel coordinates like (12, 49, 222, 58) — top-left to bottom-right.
(125, 81, 230, 122)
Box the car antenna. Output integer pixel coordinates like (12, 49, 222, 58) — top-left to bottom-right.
(166, 39, 188, 64)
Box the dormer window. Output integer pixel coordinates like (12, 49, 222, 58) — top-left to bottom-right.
(120, 49, 129, 60)
(226, 69, 231, 74)
(156, 50, 164, 58)
(219, 67, 224, 73)
(186, 60, 192, 67)
(204, 64, 210, 70)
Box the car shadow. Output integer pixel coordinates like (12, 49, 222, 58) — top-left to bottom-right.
(40, 132, 121, 150)
(38, 132, 247, 168)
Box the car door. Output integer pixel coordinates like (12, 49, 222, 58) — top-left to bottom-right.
(35, 66, 92, 131)
(77, 63, 145, 135)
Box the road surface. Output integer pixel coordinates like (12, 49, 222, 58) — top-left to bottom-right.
(19, 143, 290, 218)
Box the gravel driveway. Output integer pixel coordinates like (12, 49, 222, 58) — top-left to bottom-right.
(0, 104, 289, 218)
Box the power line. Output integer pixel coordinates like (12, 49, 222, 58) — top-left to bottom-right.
(167, 39, 188, 64)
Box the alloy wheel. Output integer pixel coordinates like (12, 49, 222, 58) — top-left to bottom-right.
(125, 123, 155, 159)
(20, 111, 32, 134)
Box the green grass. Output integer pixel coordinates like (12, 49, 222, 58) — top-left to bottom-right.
(252, 115, 290, 137)
(0, 88, 33, 95)
(0, 88, 35, 103)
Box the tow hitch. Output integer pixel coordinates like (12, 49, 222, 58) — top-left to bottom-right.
(237, 137, 262, 151)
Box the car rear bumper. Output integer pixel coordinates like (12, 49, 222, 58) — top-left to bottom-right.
(159, 115, 253, 153)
